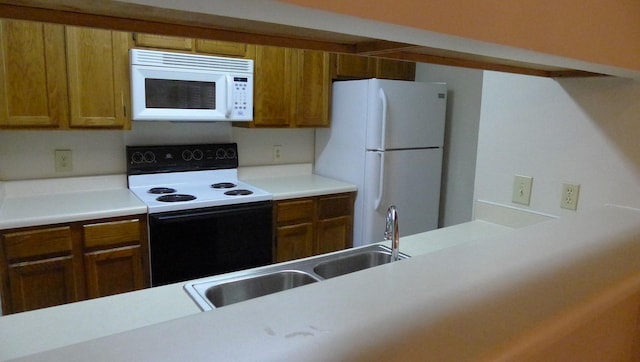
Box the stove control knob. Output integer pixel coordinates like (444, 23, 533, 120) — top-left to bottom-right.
(192, 149, 204, 160)
(225, 148, 237, 159)
(143, 151, 156, 163)
(131, 152, 144, 164)
(182, 150, 193, 161)
(215, 148, 226, 159)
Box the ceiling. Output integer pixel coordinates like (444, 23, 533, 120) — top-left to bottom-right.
(0, 0, 606, 78)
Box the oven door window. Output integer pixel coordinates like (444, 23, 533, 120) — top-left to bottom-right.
(148, 202, 273, 287)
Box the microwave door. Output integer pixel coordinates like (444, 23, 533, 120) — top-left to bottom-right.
(131, 66, 227, 121)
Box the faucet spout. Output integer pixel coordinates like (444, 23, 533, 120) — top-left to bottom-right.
(385, 205, 399, 261)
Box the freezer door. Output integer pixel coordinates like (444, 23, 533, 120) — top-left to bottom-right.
(360, 148, 443, 246)
(366, 79, 447, 151)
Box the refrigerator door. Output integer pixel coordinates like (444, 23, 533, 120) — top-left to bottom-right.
(365, 79, 447, 151)
(361, 148, 443, 246)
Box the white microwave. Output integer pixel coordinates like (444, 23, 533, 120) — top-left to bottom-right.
(130, 49, 253, 122)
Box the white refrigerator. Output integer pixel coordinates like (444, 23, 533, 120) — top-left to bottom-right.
(314, 79, 447, 247)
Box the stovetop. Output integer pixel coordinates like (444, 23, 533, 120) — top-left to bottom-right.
(126, 144, 272, 213)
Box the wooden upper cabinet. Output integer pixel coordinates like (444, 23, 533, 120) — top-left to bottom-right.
(194, 40, 247, 57)
(376, 58, 416, 81)
(292, 49, 332, 127)
(248, 45, 294, 127)
(65, 27, 130, 128)
(133, 33, 247, 57)
(133, 33, 193, 51)
(243, 46, 332, 128)
(335, 53, 415, 81)
(335, 54, 376, 79)
(0, 20, 69, 128)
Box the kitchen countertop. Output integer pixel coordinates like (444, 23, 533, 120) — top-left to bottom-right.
(243, 173, 357, 200)
(0, 218, 513, 361)
(0, 175, 147, 230)
(0, 167, 356, 230)
(4, 205, 640, 361)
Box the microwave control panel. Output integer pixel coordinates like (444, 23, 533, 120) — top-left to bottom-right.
(231, 76, 253, 119)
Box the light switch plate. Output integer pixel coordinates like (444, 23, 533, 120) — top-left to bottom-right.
(512, 175, 533, 205)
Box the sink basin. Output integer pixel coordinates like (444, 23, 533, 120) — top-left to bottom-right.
(184, 245, 409, 310)
(204, 270, 319, 307)
(313, 250, 400, 279)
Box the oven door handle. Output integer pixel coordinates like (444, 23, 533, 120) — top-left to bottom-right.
(150, 202, 271, 223)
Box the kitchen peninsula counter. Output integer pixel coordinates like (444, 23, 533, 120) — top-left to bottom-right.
(0, 218, 513, 361)
(8, 205, 639, 361)
(4, 206, 640, 360)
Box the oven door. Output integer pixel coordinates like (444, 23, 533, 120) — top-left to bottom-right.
(148, 201, 273, 286)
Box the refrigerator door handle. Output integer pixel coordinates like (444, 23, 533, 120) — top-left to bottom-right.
(378, 88, 388, 150)
(374, 151, 385, 210)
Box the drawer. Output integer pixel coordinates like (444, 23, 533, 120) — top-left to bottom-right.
(3, 226, 73, 261)
(318, 194, 353, 219)
(83, 219, 141, 249)
(276, 199, 314, 223)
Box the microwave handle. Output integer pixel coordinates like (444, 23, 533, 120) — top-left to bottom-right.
(225, 75, 233, 119)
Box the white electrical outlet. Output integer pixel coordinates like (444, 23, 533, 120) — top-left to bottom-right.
(55, 149, 73, 172)
(272, 145, 282, 162)
(512, 175, 533, 205)
(561, 183, 580, 210)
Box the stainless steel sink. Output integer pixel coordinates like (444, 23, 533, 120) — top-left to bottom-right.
(205, 270, 319, 307)
(312, 250, 398, 279)
(184, 244, 409, 310)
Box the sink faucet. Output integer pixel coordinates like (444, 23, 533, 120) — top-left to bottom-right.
(385, 205, 400, 261)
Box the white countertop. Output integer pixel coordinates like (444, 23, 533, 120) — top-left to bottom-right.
(0, 175, 147, 229)
(0, 168, 356, 229)
(243, 174, 356, 200)
(0, 219, 512, 361)
(4, 205, 640, 361)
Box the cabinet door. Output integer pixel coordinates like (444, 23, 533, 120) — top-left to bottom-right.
(275, 199, 315, 262)
(195, 40, 246, 57)
(84, 245, 144, 299)
(316, 217, 352, 255)
(293, 50, 332, 127)
(1, 226, 82, 314)
(66, 27, 130, 128)
(335, 54, 376, 79)
(376, 58, 416, 81)
(248, 45, 294, 127)
(276, 223, 314, 262)
(316, 193, 354, 254)
(0, 20, 68, 128)
(133, 33, 193, 50)
(82, 218, 149, 296)
(8, 256, 79, 313)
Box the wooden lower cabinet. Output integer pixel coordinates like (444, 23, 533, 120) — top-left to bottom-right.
(274, 192, 354, 263)
(82, 218, 148, 299)
(0, 215, 149, 314)
(84, 245, 144, 299)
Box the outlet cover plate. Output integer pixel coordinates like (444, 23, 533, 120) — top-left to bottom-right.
(55, 149, 73, 172)
(561, 183, 580, 210)
(512, 175, 533, 205)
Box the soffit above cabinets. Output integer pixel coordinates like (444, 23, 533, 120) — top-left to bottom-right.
(0, 0, 605, 78)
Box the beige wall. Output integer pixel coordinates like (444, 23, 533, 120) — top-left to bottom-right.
(281, 0, 640, 72)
